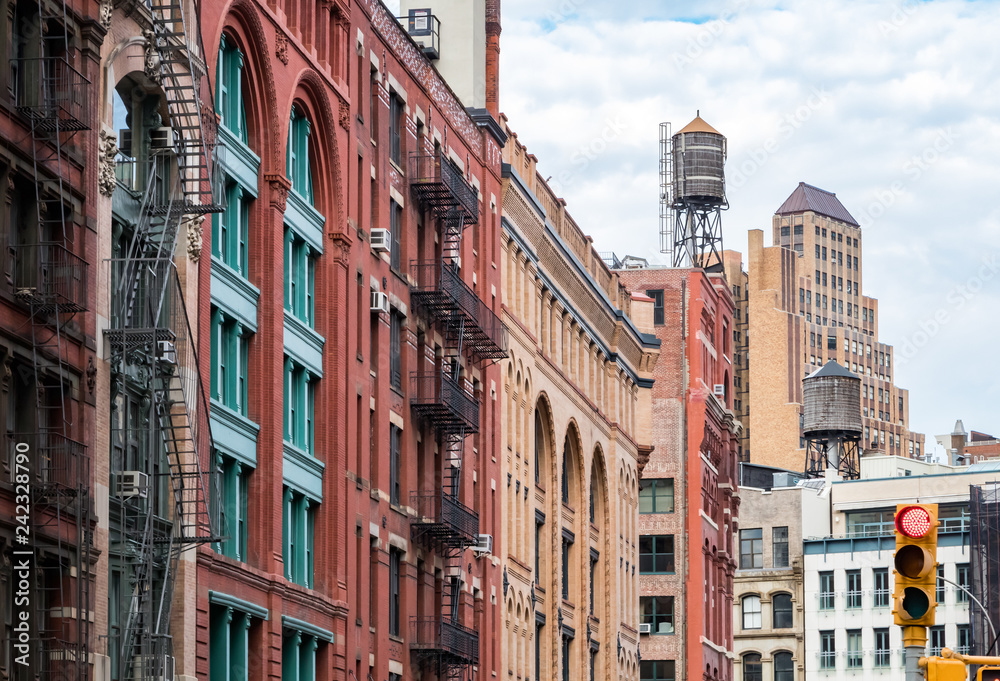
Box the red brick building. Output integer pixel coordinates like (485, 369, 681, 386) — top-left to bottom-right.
(197, 2, 506, 681)
(616, 267, 742, 681)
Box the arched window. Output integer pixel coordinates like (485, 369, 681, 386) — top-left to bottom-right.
(561, 434, 571, 504)
(742, 654, 762, 681)
(774, 651, 794, 681)
(534, 410, 544, 485)
(742, 595, 761, 630)
(287, 106, 313, 204)
(217, 35, 248, 143)
(773, 593, 793, 629)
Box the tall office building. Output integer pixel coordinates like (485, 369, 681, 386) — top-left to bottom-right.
(738, 183, 925, 472)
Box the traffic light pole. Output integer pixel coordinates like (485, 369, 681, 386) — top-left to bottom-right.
(905, 626, 928, 681)
(942, 648, 1000, 667)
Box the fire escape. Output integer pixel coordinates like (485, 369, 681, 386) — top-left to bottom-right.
(407, 151, 507, 680)
(104, 0, 221, 677)
(11, 0, 92, 678)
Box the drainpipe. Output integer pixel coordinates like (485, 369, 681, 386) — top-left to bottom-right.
(680, 278, 689, 680)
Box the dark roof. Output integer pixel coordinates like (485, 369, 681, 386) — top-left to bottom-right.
(776, 182, 860, 227)
(807, 361, 860, 380)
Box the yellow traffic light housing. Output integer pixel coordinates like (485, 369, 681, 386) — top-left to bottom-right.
(979, 667, 1000, 681)
(922, 657, 968, 681)
(893, 503, 939, 627)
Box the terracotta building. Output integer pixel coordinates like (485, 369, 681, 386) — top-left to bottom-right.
(196, 2, 507, 681)
(737, 183, 925, 471)
(498, 119, 659, 681)
(616, 266, 743, 681)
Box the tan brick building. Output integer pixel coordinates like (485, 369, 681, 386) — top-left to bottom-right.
(736, 183, 925, 471)
(723, 251, 750, 462)
(498, 119, 660, 681)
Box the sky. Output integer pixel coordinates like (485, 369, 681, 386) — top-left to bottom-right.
(390, 0, 1000, 452)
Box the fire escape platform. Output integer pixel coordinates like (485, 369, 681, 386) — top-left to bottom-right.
(409, 617, 480, 668)
(409, 152, 480, 223)
(410, 490, 479, 551)
(410, 370, 480, 434)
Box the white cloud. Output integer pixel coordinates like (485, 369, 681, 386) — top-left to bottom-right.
(498, 0, 1000, 444)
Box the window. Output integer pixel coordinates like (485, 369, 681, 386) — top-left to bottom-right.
(740, 529, 763, 569)
(283, 357, 316, 453)
(930, 625, 945, 656)
(781, 225, 790, 237)
(284, 230, 316, 327)
(741, 595, 761, 630)
(957, 625, 971, 654)
(640, 661, 675, 681)
(217, 36, 248, 143)
(534, 518, 543, 583)
(389, 311, 402, 391)
(647, 290, 665, 325)
(282, 487, 315, 587)
(742, 653, 762, 681)
(209, 603, 253, 681)
(640, 596, 675, 634)
(639, 535, 675, 574)
(561, 635, 571, 681)
(822, 247, 827, 261)
(875, 628, 890, 667)
(213, 180, 252, 276)
(774, 652, 794, 681)
(211, 307, 250, 415)
(389, 198, 402, 271)
(389, 91, 403, 165)
(282, 627, 320, 681)
(819, 571, 835, 610)
(874, 568, 889, 607)
(389, 547, 401, 636)
(562, 537, 570, 599)
(639, 479, 674, 513)
(957, 564, 970, 603)
(846, 570, 861, 608)
(213, 453, 250, 561)
(827, 335, 836, 350)
(820, 631, 836, 670)
(287, 106, 313, 204)
(847, 630, 862, 668)
(773, 593, 793, 629)
(389, 424, 401, 505)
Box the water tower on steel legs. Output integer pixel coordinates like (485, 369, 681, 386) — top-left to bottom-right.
(803, 361, 863, 480)
(659, 112, 728, 269)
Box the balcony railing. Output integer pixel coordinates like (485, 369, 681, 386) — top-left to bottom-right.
(409, 152, 479, 224)
(7, 432, 87, 492)
(411, 261, 508, 362)
(10, 243, 89, 312)
(14, 57, 91, 132)
(410, 370, 479, 434)
(410, 617, 479, 666)
(411, 491, 479, 550)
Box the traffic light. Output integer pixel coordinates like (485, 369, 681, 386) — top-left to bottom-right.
(923, 658, 968, 681)
(893, 503, 939, 627)
(979, 668, 1000, 681)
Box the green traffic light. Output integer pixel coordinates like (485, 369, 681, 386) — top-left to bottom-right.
(902, 586, 930, 618)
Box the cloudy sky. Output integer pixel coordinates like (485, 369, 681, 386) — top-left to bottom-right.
(391, 0, 1000, 452)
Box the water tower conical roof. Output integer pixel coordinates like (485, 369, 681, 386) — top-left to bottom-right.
(677, 115, 722, 135)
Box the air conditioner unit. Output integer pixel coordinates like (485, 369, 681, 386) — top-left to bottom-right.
(472, 533, 493, 556)
(157, 340, 177, 365)
(149, 127, 175, 151)
(115, 471, 149, 499)
(119, 129, 133, 155)
(638, 623, 652, 635)
(713, 384, 725, 397)
(370, 228, 391, 253)
(370, 291, 389, 314)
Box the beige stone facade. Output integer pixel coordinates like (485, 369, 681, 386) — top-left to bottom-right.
(740, 183, 925, 471)
(498, 117, 659, 681)
(723, 251, 751, 462)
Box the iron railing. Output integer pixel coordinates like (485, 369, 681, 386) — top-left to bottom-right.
(409, 151, 479, 223)
(410, 616, 479, 664)
(410, 370, 479, 434)
(10, 243, 89, 312)
(410, 261, 508, 360)
(7, 432, 86, 490)
(411, 491, 479, 548)
(14, 57, 90, 131)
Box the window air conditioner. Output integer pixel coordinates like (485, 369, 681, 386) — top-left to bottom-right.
(713, 384, 725, 397)
(638, 623, 652, 635)
(370, 228, 391, 253)
(473, 533, 493, 556)
(370, 291, 389, 314)
(115, 471, 149, 499)
(157, 340, 177, 365)
(149, 127, 175, 151)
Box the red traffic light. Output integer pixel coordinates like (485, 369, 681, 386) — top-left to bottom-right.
(897, 505, 933, 538)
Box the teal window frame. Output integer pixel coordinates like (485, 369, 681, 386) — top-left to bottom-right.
(210, 604, 252, 681)
(281, 629, 318, 681)
(640, 595, 675, 634)
(282, 487, 316, 588)
(283, 357, 317, 454)
(211, 306, 250, 416)
(217, 35, 248, 143)
(639, 535, 675, 574)
(213, 451, 250, 561)
(640, 661, 675, 681)
(287, 106, 314, 205)
(213, 179, 251, 277)
(284, 229, 316, 327)
(639, 478, 674, 513)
